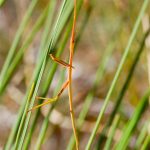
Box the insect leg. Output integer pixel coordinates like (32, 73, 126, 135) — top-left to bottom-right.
(28, 80, 69, 112)
(49, 54, 75, 68)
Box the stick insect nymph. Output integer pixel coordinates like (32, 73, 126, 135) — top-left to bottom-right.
(28, 0, 79, 149)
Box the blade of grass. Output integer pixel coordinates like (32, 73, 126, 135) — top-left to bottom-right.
(96, 28, 150, 149)
(4, 7, 49, 149)
(23, 0, 83, 149)
(41, 0, 83, 96)
(30, 0, 75, 84)
(34, 1, 83, 148)
(0, 6, 48, 93)
(13, 82, 35, 149)
(141, 134, 150, 150)
(104, 114, 120, 150)
(14, 1, 77, 149)
(34, 27, 72, 150)
(66, 39, 116, 150)
(115, 89, 150, 150)
(85, 1, 149, 149)
(0, 0, 4, 6)
(22, 1, 57, 149)
(67, 13, 123, 149)
(4, 82, 36, 150)
(0, 0, 38, 95)
(135, 122, 149, 149)
(5, 10, 47, 150)
(35, 68, 66, 150)
(5, 0, 75, 148)
(67, 13, 123, 150)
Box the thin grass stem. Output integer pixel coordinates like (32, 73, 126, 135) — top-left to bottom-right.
(115, 89, 150, 150)
(141, 134, 150, 150)
(67, 39, 116, 150)
(85, 1, 149, 149)
(0, 0, 38, 94)
(1, 6, 48, 93)
(15, 1, 75, 149)
(135, 122, 149, 149)
(96, 28, 150, 149)
(104, 114, 120, 150)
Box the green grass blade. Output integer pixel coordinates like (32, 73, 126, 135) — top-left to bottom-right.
(96, 28, 150, 149)
(66, 38, 116, 150)
(14, 82, 35, 149)
(22, 1, 57, 149)
(14, 1, 75, 149)
(5, 0, 74, 148)
(141, 134, 150, 150)
(22, 0, 84, 148)
(115, 89, 150, 150)
(34, 1, 84, 147)
(35, 68, 66, 150)
(135, 122, 148, 149)
(85, 1, 149, 149)
(4, 82, 35, 150)
(0, 0, 4, 6)
(66, 16, 122, 149)
(0, 0, 38, 95)
(104, 114, 120, 150)
(0, 6, 48, 93)
(4, 6, 50, 150)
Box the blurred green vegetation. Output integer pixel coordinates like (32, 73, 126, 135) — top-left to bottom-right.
(0, 0, 150, 150)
